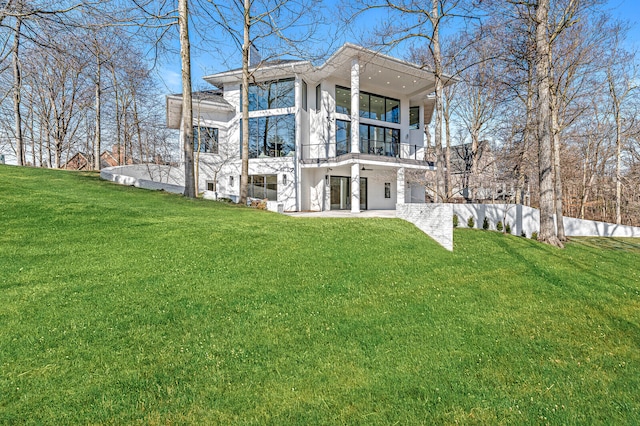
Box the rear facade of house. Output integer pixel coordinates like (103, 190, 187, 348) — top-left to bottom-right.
(166, 43, 440, 212)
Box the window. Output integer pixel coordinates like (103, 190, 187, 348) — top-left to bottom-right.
(229, 176, 234, 187)
(385, 182, 391, 198)
(248, 175, 277, 200)
(302, 80, 308, 111)
(340, 87, 400, 124)
(282, 174, 288, 185)
(315, 84, 321, 111)
(193, 126, 218, 154)
(385, 98, 400, 123)
(336, 120, 351, 156)
(246, 114, 296, 158)
(248, 78, 295, 111)
(207, 181, 215, 191)
(359, 124, 400, 157)
(409, 106, 420, 130)
(369, 94, 385, 120)
(335, 86, 351, 115)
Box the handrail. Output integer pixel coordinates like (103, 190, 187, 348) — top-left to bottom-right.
(301, 140, 426, 161)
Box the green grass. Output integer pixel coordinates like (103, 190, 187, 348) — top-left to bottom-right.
(1, 164, 639, 425)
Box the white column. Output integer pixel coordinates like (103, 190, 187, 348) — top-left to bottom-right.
(351, 163, 360, 213)
(350, 58, 360, 154)
(397, 167, 405, 206)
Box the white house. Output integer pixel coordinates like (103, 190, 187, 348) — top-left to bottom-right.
(166, 43, 445, 212)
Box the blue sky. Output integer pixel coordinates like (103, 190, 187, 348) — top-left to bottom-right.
(156, 0, 640, 94)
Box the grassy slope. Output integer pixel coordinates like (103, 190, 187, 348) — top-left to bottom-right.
(1, 165, 639, 425)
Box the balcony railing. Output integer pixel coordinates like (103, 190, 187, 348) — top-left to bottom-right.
(302, 140, 427, 162)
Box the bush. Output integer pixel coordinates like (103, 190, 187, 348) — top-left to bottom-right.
(521, 231, 527, 238)
(453, 214, 459, 228)
(496, 221, 503, 232)
(467, 217, 475, 228)
(505, 223, 511, 234)
(531, 231, 538, 240)
(482, 217, 489, 230)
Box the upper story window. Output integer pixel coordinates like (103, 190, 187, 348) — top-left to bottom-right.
(315, 84, 321, 111)
(248, 78, 295, 111)
(360, 92, 399, 123)
(335, 86, 351, 115)
(241, 114, 296, 159)
(409, 106, 420, 130)
(193, 126, 218, 154)
(302, 80, 308, 111)
(335, 86, 400, 124)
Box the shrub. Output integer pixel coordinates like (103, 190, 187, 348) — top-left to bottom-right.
(521, 231, 527, 238)
(531, 231, 538, 240)
(453, 214, 459, 228)
(496, 221, 503, 232)
(467, 217, 475, 228)
(505, 223, 511, 234)
(482, 217, 489, 230)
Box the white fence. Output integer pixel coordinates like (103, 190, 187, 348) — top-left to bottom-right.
(398, 202, 640, 251)
(100, 165, 185, 194)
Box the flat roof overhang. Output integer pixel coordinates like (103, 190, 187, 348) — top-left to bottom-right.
(300, 153, 435, 171)
(203, 61, 314, 87)
(201, 43, 456, 102)
(166, 95, 235, 129)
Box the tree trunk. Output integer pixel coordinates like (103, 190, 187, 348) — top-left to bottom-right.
(443, 92, 452, 201)
(431, 0, 444, 203)
(179, 0, 196, 198)
(13, 15, 24, 166)
(615, 116, 622, 224)
(239, 0, 251, 204)
(94, 51, 101, 170)
(535, 0, 562, 247)
(550, 87, 565, 241)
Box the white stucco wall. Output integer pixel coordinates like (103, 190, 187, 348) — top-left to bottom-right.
(101, 165, 185, 194)
(451, 203, 640, 238)
(396, 203, 453, 251)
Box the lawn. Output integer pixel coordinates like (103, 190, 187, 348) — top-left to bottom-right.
(1, 164, 639, 424)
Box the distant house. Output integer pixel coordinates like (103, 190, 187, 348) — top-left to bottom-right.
(166, 43, 453, 212)
(63, 152, 92, 171)
(63, 145, 144, 170)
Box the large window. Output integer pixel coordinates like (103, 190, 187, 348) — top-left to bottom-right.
(409, 106, 420, 129)
(244, 114, 295, 158)
(336, 86, 400, 124)
(335, 120, 399, 157)
(335, 86, 351, 115)
(193, 126, 218, 154)
(248, 175, 277, 200)
(360, 124, 400, 157)
(336, 120, 351, 156)
(248, 78, 295, 111)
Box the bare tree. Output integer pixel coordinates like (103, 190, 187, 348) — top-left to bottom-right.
(606, 40, 637, 225)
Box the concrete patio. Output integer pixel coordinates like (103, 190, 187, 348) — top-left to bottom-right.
(285, 210, 397, 218)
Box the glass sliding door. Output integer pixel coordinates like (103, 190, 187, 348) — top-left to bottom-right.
(329, 176, 367, 210)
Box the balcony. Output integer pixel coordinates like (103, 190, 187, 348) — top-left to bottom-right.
(301, 140, 434, 167)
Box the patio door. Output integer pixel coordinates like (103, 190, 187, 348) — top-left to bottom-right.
(330, 176, 367, 210)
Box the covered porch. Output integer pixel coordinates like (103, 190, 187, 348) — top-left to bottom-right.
(299, 158, 433, 213)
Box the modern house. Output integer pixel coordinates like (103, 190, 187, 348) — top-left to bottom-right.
(166, 43, 447, 212)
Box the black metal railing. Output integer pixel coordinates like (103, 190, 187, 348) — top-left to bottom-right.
(301, 141, 425, 161)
